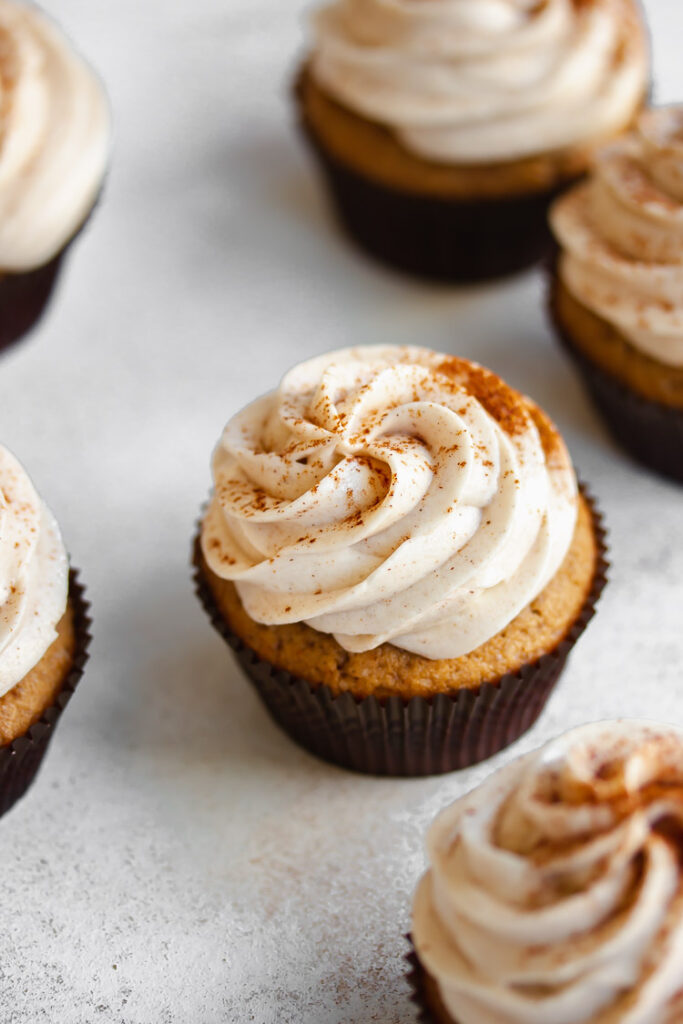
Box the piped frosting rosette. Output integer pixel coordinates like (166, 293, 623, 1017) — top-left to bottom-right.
(0, 1, 110, 271)
(412, 720, 683, 1024)
(551, 107, 683, 368)
(310, 0, 648, 164)
(0, 445, 68, 696)
(201, 346, 577, 661)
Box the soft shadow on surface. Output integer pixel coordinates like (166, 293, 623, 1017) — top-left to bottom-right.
(198, 130, 512, 305)
(98, 561, 347, 787)
(204, 130, 332, 237)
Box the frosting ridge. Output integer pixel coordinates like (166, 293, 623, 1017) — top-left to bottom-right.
(552, 106, 683, 368)
(201, 346, 577, 661)
(309, 0, 648, 164)
(0, 446, 69, 697)
(0, 1, 110, 271)
(412, 720, 683, 1024)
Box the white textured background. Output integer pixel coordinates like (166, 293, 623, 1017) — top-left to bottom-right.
(0, 1, 681, 1021)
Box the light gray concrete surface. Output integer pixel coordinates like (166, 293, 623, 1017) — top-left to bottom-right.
(0, 1, 681, 1021)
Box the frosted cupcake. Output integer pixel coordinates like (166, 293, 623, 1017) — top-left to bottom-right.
(295, 0, 649, 282)
(550, 106, 683, 483)
(410, 720, 683, 1023)
(0, 1, 110, 351)
(0, 446, 90, 816)
(194, 346, 607, 775)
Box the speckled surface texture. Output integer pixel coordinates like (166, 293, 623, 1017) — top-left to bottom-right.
(0, 2, 681, 1022)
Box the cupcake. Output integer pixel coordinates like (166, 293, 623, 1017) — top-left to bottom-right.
(193, 346, 607, 776)
(409, 719, 683, 1024)
(0, 445, 90, 816)
(294, 0, 649, 283)
(550, 106, 683, 483)
(0, 1, 110, 351)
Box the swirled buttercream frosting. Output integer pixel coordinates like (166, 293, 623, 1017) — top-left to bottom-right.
(412, 720, 683, 1024)
(308, 0, 648, 164)
(201, 346, 577, 661)
(552, 107, 683, 368)
(0, 446, 68, 697)
(0, 1, 110, 272)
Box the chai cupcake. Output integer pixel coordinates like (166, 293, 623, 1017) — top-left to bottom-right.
(193, 346, 607, 776)
(0, 446, 90, 816)
(295, 0, 649, 283)
(550, 106, 683, 483)
(0, 1, 110, 351)
(409, 720, 683, 1024)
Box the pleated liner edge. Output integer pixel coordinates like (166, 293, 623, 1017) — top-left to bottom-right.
(192, 491, 608, 777)
(0, 569, 92, 817)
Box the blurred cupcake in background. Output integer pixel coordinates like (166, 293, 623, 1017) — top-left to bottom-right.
(550, 106, 683, 483)
(295, 0, 649, 283)
(194, 345, 607, 776)
(409, 719, 683, 1023)
(0, 1, 110, 352)
(0, 446, 91, 817)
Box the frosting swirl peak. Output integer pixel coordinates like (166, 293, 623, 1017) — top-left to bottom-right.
(309, 0, 648, 164)
(552, 107, 683, 368)
(201, 346, 577, 660)
(413, 720, 683, 1024)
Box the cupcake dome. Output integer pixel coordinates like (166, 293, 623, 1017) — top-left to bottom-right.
(411, 720, 683, 1024)
(0, 1, 110, 349)
(195, 346, 606, 775)
(550, 106, 683, 481)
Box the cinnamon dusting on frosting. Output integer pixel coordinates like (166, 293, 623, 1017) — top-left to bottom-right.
(413, 721, 683, 1024)
(552, 106, 683, 368)
(201, 346, 577, 660)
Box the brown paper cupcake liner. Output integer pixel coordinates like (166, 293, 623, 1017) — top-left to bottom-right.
(406, 936, 455, 1024)
(297, 105, 571, 284)
(0, 569, 92, 818)
(192, 490, 608, 777)
(549, 290, 683, 483)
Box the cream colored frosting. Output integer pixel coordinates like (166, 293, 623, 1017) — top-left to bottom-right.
(0, 1, 110, 272)
(0, 446, 68, 697)
(309, 0, 648, 165)
(412, 720, 683, 1024)
(201, 346, 577, 661)
(551, 107, 683, 368)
